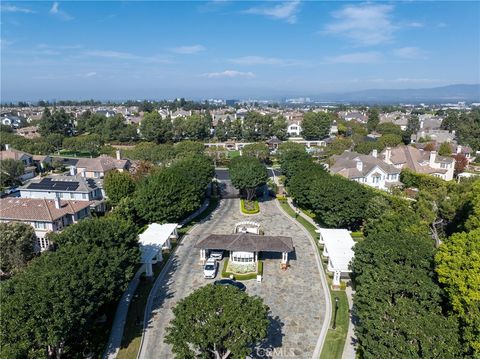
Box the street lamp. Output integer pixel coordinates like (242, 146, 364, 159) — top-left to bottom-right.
(332, 297, 339, 330)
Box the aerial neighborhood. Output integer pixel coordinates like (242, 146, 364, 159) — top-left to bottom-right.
(1, 97, 479, 359)
(1, 1, 479, 359)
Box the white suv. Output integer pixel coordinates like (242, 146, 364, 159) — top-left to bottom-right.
(203, 258, 218, 279)
(209, 250, 224, 261)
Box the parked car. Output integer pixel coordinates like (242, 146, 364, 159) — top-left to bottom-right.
(209, 250, 224, 261)
(1, 187, 19, 198)
(214, 279, 246, 292)
(203, 258, 218, 279)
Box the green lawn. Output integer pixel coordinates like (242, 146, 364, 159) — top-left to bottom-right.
(227, 150, 240, 159)
(277, 199, 318, 240)
(320, 291, 349, 359)
(116, 197, 219, 359)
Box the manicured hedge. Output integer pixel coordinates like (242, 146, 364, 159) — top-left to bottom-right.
(240, 199, 260, 214)
(221, 258, 263, 281)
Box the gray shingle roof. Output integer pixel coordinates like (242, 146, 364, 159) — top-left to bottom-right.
(195, 233, 294, 253)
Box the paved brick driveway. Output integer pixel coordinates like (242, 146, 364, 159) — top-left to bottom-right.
(139, 197, 326, 359)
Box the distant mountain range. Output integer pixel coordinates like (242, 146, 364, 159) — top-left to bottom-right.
(314, 84, 480, 104)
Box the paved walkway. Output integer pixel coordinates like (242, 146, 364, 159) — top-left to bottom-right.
(104, 264, 145, 359)
(286, 198, 357, 359)
(139, 197, 327, 358)
(341, 285, 357, 359)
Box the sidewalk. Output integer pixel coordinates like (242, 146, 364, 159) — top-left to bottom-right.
(342, 284, 357, 359)
(103, 264, 145, 359)
(286, 197, 357, 359)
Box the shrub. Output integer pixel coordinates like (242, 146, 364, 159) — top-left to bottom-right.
(241, 199, 260, 214)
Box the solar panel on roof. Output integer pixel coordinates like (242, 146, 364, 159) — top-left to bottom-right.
(27, 178, 79, 191)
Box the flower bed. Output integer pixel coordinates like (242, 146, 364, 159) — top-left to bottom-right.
(241, 199, 260, 214)
(221, 258, 262, 280)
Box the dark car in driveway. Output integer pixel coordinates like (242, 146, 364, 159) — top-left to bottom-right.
(213, 279, 246, 292)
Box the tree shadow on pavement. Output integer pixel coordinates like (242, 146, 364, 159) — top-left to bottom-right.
(251, 314, 285, 359)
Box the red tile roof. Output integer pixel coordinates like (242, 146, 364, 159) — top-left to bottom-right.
(0, 198, 91, 222)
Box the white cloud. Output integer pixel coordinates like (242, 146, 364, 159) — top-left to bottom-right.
(37, 43, 82, 50)
(171, 45, 206, 54)
(244, 0, 301, 24)
(324, 51, 382, 64)
(83, 50, 170, 63)
(393, 78, 439, 83)
(50, 2, 73, 21)
(84, 72, 97, 77)
(202, 70, 255, 78)
(1, 4, 34, 13)
(323, 3, 396, 46)
(393, 47, 428, 60)
(406, 22, 424, 28)
(229, 56, 301, 66)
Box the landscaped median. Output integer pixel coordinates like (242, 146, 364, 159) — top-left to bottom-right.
(221, 257, 264, 281)
(240, 199, 260, 214)
(116, 197, 219, 359)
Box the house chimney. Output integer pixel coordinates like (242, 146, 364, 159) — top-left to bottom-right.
(70, 166, 77, 176)
(457, 145, 462, 154)
(54, 195, 61, 209)
(356, 160, 363, 172)
(420, 120, 424, 129)
(5, 144, 10, 151)
(429, 151, 437, 166)
(116, 150, 121, 160)
(372, 149, 378, 158)
(385, 147, 392, 163)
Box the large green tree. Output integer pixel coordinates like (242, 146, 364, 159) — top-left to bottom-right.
(367, 108, 380, 132)
(301, 112, 331, 140)
(352, 214, 462, 359)
(229, 156, 268, 201)
(0, 158, 25, 187)
(134, 163, 208, 222)
(104, 170, 136, 205)
(139, 112, 173, 143)
(38, 108, 73, 136)
(0, 216, 139, 358)
(436, 228, 480, 357)
(242, 143, 270, 163)
(166, 285, 269, 359)
(0, 223, 36, 276)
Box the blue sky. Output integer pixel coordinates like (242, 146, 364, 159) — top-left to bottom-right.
(1, 1, 479, 101)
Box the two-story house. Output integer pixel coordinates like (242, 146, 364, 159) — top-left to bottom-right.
(0, 197, 92, 251)
(330, 150, 401, 191)
(74, 151, 130, 179)
(19, 169, 105, 211)
(381, 145, 455, 181)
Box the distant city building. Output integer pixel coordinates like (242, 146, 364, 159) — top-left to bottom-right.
(225, 99, 238, 106)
